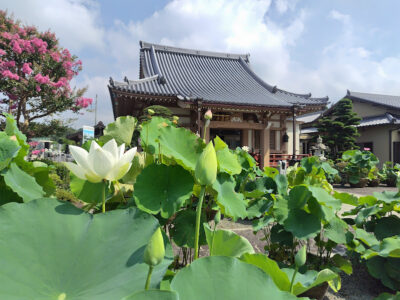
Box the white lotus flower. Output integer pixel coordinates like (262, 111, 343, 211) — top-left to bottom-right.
(65, 139, 137, 183)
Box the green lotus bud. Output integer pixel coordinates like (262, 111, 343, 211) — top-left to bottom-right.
(195, 142, 217, 186)
(295, 245, 307, 268)
(173, 115, 179, 121)
(147, 108, 155, 115)
(144, 227, 165, 266)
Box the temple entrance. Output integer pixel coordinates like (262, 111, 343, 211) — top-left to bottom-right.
(210, 129, 242, 149)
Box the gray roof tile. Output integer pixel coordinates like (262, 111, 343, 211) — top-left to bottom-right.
(347, 90, 400, 110)
(110, 41, 329, 108)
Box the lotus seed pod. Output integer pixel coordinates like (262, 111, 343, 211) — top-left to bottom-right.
(144, 227, 165, 267)
(195, 142, 217, 186)
(204, 109, 212, 120)
(147, 108, 155, 115)
(295, 245, 307, 268)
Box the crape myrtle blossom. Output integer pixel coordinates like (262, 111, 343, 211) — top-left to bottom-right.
(65, 139, 137, 183)
(0, 10, 92, 130)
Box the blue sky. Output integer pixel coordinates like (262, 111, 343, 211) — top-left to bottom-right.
(3, 0, 400, 128)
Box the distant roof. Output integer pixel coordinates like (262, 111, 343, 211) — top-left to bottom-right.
(347, 90, 400, 110)
(109, 41, 328, 108)
(296, 111, 323, 123)
(357, 113, 400, 127)
(300, 112, 400, 135)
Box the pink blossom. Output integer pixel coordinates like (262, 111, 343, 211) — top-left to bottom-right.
(22, 63, 32, 74)
(36, 85, 41, 92)
(31, 37, 48, 54)
(11, 40, 22, 54)
(19, 39, 34, 53)
(29, 141, 39, 147)
(75, 97, 93, 108)
(0, 49, 5, 56)
(2, 70, 19, 80)
(32, 150, 40, 155)
(1, 32, 12, 39)
(51, 77, 67, 88)
(50, 51, 60, 62)
(34, 73, 50, 84)
(3, 61, 15, 68)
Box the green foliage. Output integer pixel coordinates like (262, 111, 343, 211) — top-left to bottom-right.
(139, 105, 173, 123)
(203, 223, 254, 257)
(133, 164, 194, 218)
(103, 116, 137, 146)
(240, 253, 338, 296)
(123, 290, 179, 300)
(0, 199, 173, 299)
(341, 150, 379, 185)
(317, 98, 361, 159)
(25, 119, 75, 140)
(170, 256, 298, 300)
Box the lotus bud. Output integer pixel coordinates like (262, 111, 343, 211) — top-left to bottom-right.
(144, 227, 165, 267)
(295, 245, 307, 268)
(204, 109, 212, 120)
(173, 116, 179, 121)
(147, 108, 155, 115)
(195, 142, 217, 186)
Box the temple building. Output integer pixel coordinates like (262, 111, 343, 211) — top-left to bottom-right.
(108, 41, 328, 167)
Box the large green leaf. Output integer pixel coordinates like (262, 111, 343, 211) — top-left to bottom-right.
(333, 191, 358, 206)
(0, 133, 20, 171)
(0, 199, 173, 299)
(374, 292, 400, 300)
(240, 253, 291, 291)
(2, 162, 44, 202)
(157, 124, 205, 171)
(170, 256, 298, 300)
(123, 290, 178, 300)
(308, 186, 341, 211)
(70, 174, 104, 203)
(324, 217, 348, 244)
(212, 173, 247, 220)
(213, 136, 242, 175)
(3, 113, 29, 161)
(140, 117, 172, 155)
(274, 186, 321, 239)
(134, 164, 194, 218)
(244, 177, 276, 198)
(203, 223, 254, 257)
(373, 191, 400, 204)
(282, 268, 339, 295)
(30, 161, 56, 197)
(366, 257, 400, 291)
(170, 209, 207, 248)
(104, 116, 137, 145)
(374, 216, 400, 240)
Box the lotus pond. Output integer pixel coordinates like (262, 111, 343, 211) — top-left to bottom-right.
(0, 112, 399, 300)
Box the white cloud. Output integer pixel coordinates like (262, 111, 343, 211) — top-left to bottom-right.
(3, 0, 105, 52)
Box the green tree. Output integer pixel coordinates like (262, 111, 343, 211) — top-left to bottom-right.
(317, 98, 361, 159)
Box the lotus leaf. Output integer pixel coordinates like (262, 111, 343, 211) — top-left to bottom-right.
(157, 124, 205, 171)
(134, 164, 194, 218)
(0, 133, 20, 171)
(213, 136, 242, 175)
(123, 290, 178, 300)
(170, 209, 206, 248)
(212, 173, 247, 220)
(2, 162, 44, 202)
(0, 199, 173, 299)
(203, 223, 254, 257)
(104, 116, 137, 145)
(170, 256, 298, 300)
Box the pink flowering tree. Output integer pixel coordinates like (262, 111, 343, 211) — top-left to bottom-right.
(0, 11, 92, 132)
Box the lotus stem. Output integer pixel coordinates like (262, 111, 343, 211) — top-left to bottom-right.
(202, 119, 210, 141)
(144, 265, 154, 290)
(102, 180, 106, 213)
(289, 267, 298, 294)
(194, 185, 206, 260)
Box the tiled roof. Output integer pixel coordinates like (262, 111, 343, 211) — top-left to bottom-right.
(109, 41, 328, 108)
(347, 90, 400, 110)
(357, 113, 400, 127)
(296, 111, 323, 123)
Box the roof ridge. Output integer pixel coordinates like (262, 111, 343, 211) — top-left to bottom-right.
(276, 88, 311, 98)
(348, 90, 400, 98)
(140, 40, 249, 60)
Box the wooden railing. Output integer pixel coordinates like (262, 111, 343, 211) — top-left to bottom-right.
(269, 154, 311, 167)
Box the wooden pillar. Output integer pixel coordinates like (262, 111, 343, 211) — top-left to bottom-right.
(242, 130, 249, 146)
(260, 126, 270, 168)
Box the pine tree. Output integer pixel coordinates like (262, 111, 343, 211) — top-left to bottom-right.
(317, 98, 361, 159)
